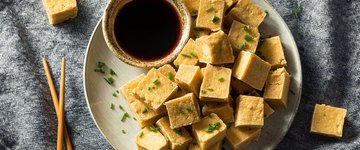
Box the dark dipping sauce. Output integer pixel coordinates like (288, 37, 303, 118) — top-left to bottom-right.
(114, 0, 182, 62)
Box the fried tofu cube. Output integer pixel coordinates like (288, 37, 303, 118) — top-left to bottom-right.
(192, 113, 227, 149)
(174, 39, 199, 67)
(120, 74, 166, 127)
(224, 0, 266, 27)
(202, 102, 235, 123)
(183, 0, 200, 16)
(136, 126, 169, 150)
(264, 102, 274, 118)
(263, 67, 291, 108)
(196, 0, 225, 31)
(134, 68, 178, 111)
(158, 64, 177, 82)
(175, 65, 203, 96)
(228, 21, 260, 53)
(258, 36, 287, 69)
(235, 95, 264, 128)
(200, 65, 232, 102)
(225, 124, 261, 150)
(310, 104, 347, 138)
(232, 51, 271, 90)
(156, 117, 192, 150)
(42, 0, 78, 25)
(188, 140, 222, 150)
(196, 30, 235, 64)
(165, 93, 201, 128)
(231, 77, 255, 94)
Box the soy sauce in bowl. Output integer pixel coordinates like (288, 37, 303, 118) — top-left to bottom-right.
(114, 0, 182, 62)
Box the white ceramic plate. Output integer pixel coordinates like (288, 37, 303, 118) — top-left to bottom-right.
(83, 0, 302, 149)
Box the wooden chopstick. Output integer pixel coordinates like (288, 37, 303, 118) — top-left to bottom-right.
(42, 57, 72, 150)
(57, 57, 66, 150)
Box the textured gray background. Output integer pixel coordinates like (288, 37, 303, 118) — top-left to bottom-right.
(0, 0, 359, 149)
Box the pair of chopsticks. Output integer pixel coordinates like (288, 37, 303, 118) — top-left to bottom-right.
(42, 57, 72, 150)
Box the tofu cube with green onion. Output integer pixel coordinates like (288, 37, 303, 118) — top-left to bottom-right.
(120, 74, 166, 127)
(164, 93, 201, 128)
(158, 64, 177, 82)
(175, 65, 203, 96)
(155, 117, 193, 150)
(199, 65, 232, 102)
(183, 0, 200, 16)
(136, 126, 169, 150)
(196, 0, 225, 31)
(224, 0, 266, 27)
(234, 95, 264, 128)
(225, 124, 261, 150)
(257, 36, 287, 69)
(202, 102, 234, 123)
(196, 30, 235, 64)
(192, 113, 227, 149)
(232, 51, 271, 90)
(173, 39, 199, 67)
(228, 20, 260, 53)
(133, 68, 178, 111)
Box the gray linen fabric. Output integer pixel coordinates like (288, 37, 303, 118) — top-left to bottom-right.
(0, 0, 359, 149)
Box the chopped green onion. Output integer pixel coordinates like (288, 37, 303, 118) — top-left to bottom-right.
(133, 117, 137, 120)
(112, 93, 117, 97)
(150, 126, 160, 132)
(245, 35, 252, 41)
(181, 53, 192, 58)
(190, 52, 197, 57)
(110, 103, 115, 110)
(94, 68, 105, 73)
(119, 105, 124, 111)
(201, 90, 206, 94)
(109, 69, 116, 75)
(116, 90, 119, 93)
(148, 87, 151, 91)
(139, 131, 144, 137)
(294, 2, 301, 19)
(207, 88, 214, 91)
(173, 129, 182, 135)
(97, 61, 105, 68)
(218, 77, 224, 82)
(122, 130, 126, 134)
(208, 114, 212, 118)
(164, 136, 170, 141)
(104, 77, 114, 85)
(142, 108, 148, 114)
(152, 86, 155, 89)
(153, 78, 159, 84)
(211, 16, 220, 23)
(240, 42, 246, 49)
(243, 26, 249, 31)
(186, 107, 192, 112)
(167, 72, 173, 80)
(121, 112, 129, 122)
(72, 127, 80, 135)
(206, 122, 221, 133)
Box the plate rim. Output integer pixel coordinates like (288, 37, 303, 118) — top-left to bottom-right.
(83, 1, 303, 149)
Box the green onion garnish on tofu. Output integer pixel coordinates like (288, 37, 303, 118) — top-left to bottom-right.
(245, 35, 252, 41)
(142, 108, 148, 114)
(181, 53, 192, 58)
(240, 42, 246, 49)
(201, 90, 206, 94)
(150, 126, 160, 132)
(218, 77, 224, 82)
(211, 16, 220, 23)
(173, 129, 182, 135)
(206, 122, 221, 133)
(153, 78, 159, 84)
(190, 52, 197, 57)
(243, 26, 249, 31)
(167, 72, 173, 80)
(139, 131, 144, 137)
(186, 107, 192, 112)
(207, 88, 214, 91)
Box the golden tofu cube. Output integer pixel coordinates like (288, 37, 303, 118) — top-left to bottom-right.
(232, 51, 271, 90)
(310, 104, 347, 138)
(224, 0, 266, 27)
(156, 117, 193, 150)
(231, 77, 255, 94)
(264, 102, 274, 118)
(188, 140, 222, 150)
(136, 126, 169, 150)
(183, 0, 200, 16)
(42, 0, 78, 25)
(158, 64, 177, 82)
(200, 65, 232, 102)
(120, 74, 166, 127)
(175, 65, 203, 96)
(174, 39, 199, 67)
(165, 93, 201, 128)
(225, 124, 261, 150)
(258, 36, 287, 69)
(196, 30, 235, 64)
(196, 0, 225, 31)
(202, 102, 234, 123)
(134, 68, 178, 111)
(263, 67, 291, 108)
(235, 95, 264, 128)
(192, 113, 227, 149)
(228, 21, 260, 53)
